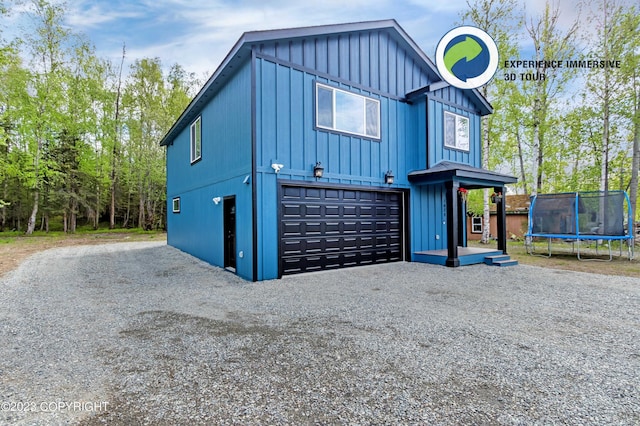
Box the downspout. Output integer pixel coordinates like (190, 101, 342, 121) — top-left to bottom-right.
(251, 48, 258, 282)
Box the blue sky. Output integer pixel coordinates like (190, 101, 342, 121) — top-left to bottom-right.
(4, 0, 615, 80)
(9, 0, 582, 78)
(62, 0, 482, 76)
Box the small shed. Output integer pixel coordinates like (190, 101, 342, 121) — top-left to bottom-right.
(467, 194, 531, 241)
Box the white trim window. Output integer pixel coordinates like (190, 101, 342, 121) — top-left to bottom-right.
(316, 83, 380, 139)
(190, 116, 202, 163)
(172, 197, 181, 213)
(444, 111, 470, 152)
(471, 216, 482, 233)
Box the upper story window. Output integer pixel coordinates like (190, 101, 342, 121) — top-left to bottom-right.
(444, 111, 469, 152)
(316, 83, 380, 140)
(190, 116, 202, 163)
(172, 197, 181, 213)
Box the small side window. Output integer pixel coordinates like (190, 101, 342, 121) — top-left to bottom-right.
(190, 116, 202, 163)
(172, 197, 181, 213)
(444, 111, 469, 152)
(472, 216, 482, 233)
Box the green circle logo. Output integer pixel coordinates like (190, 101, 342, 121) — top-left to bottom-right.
(435, 26, 499, 89)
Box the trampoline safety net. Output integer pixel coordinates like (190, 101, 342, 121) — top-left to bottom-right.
(529, 191, 627, 236)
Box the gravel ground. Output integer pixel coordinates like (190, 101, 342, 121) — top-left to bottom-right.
(1, 241, 639, 425)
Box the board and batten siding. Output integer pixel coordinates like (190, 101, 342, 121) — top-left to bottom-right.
(410, 184, 448, 254)
(254, 29, 434, 98)
(253, 53, 422, 280)
(427, 88, 483, 168)
(166, 60, 254, 280)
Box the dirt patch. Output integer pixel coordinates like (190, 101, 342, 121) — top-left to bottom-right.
(0, 232, 166, 277)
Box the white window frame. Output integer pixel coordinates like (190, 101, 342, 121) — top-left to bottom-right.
(471, 216, 482, 233)
(444, 111, 470, 152)
(172, 197, 181, 213)
(190, 116, 202, 164)
(315, 82, 381, 140)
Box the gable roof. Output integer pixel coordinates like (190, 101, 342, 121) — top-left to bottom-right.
(160, 20, 493, 147)
(408, 160, 517, 189)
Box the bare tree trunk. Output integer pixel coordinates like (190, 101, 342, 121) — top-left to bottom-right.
(0, 180, 6, 232)
(110, 183, 116, 228)
(516, 129, 528, 194)
(599, 78, 610, 235)
(531, 92, 542, 197)
(69, 193, 77, 233)
(110, 45, 126, 230)
(123, 191, 131, 228)
(138, 192, 145, 230)
(26, 190, 39, 234)
(146, 196, 154, 231)
(601, 90, 610, 194)
(629, 89, 639, 230)
(94, 188, 100, 230)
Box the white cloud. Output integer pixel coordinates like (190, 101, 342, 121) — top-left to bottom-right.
(65, 3, 145, 29)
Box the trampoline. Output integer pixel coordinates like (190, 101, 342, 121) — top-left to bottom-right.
(525, 191, 635, 261)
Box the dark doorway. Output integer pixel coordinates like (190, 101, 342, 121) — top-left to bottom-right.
(457, 196, 466, 247)
(224, 196, 236, 271)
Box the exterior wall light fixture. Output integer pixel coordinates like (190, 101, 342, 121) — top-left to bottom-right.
(314, 162, 324, 179)
(384, 170, 394, 185)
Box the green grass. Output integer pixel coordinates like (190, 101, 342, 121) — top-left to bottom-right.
(0, 226, 165, 241)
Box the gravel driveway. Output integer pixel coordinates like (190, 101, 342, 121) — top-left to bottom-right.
(1, 241, 639, 425)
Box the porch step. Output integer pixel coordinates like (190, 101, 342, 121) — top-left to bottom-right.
(484, 255, 519, 267)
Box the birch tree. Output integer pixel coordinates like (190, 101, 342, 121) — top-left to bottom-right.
(613, 7, 639, 222)
(461, 0, 520, 243)
(23, 0, 71, 234)
(523, 1, 579, 195)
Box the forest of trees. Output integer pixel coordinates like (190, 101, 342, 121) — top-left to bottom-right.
(0, 0, 638, 235)
(462, 0, 639, 242)
(0, 0, 199, 233)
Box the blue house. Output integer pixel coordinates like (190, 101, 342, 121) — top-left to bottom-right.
(160, 20, 517, 281)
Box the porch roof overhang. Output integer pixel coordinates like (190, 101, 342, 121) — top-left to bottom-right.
(407, 161, 517, 189)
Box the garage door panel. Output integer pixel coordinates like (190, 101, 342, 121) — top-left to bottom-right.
(325, 189, 340, 199)
(280, 185, 404, 276)
(343, 222, 358, 233)
(325, 222, 340, 234)
(359, 221, 374, 232)
(325, 238, 341, 251)
(343, 205, 357, 217)
(359, 206, 374, 217)
(305, 204, 322, 217)
(282, 204, 302, 216)
(282, 186, 303, 199)
(305, 222, 322, 234)
(325, 205, 340, 217)
(283, 222, 304, 236)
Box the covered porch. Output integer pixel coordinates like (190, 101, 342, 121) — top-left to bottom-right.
(408, 161, 518, 267)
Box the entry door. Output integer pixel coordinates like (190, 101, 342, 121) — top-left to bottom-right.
(224, 196, 236, 270)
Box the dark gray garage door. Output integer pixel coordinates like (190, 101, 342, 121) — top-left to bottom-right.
(279, 185, 404, 276)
